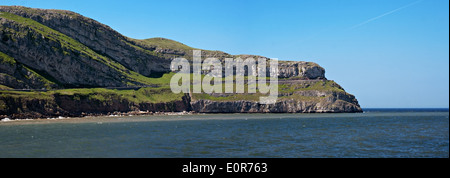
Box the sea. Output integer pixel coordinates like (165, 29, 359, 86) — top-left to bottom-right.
(0, 109, 448, 158)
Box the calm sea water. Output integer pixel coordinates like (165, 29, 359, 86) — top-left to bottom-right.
(0, 109, 448, 158)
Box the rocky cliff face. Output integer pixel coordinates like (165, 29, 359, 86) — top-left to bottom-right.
(0, 6, 325, 88)
(191, 99, 361, 113)
(190, 80, 361, 113)
(0, 9, 158, 87)
(0, 6, 362, 118)
(0, 92, 192, 119)
(0, 6, 171, 77)
(278, 61, 325, 79)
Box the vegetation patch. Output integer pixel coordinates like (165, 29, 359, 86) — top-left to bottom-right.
(0, 51, 16, 65)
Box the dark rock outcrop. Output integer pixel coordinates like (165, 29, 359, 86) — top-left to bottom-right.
(0, 93, 192, 119)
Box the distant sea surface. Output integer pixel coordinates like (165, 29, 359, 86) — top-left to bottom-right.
(0, 109, 448, 158)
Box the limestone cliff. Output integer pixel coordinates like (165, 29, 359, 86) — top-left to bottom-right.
(0, 6, 362, 119)
(0, 6, 171, 77)
(1, 6, 324, 88)
(190, 80, 361, 113)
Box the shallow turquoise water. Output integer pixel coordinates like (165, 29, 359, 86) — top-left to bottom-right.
(0, 110, 448, 158)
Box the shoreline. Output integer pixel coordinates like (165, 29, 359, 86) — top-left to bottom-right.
(1, 109, 448, 126)
(3, 108, 448, 124)
(0, 110, 363, 125)
(0, 110, 196, 121)
(1, 111, 365, 122)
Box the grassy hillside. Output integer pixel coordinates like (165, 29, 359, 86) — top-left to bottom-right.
(0, 11, 164, 87)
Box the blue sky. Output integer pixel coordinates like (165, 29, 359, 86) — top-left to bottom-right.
(1, 0, 448, 108)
